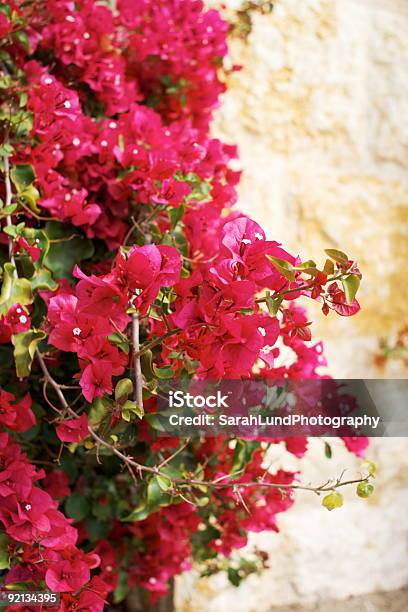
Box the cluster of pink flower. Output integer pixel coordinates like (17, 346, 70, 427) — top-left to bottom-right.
(0, 0, 367, 606)
(0, 402, 110, 610)
(0, 305, 31, 345)
(2, 0, 235, 248)
(21, 61, 237, 247)
(45, 242, 181, 402)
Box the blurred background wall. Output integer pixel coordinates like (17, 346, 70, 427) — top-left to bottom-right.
(176, 0, 408, 609)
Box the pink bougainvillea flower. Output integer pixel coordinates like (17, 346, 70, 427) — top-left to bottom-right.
(0, 304, 31, 344)
(326, 283, 361, 317)
(56, 414, 89, 443)
(0, 391, 36, 433)
(79, 362, 114, 403)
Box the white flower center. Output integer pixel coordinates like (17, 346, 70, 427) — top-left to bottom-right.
(25, 504, 31, 511)
(72, 137, 81, 147)
(241, 238, 251, 245)
(64, 100, 71, 109)
(100, 140, 108, 147)
(83, 32, 90, 40)
(19, 315, 27, 324)
(66, 15, 75, 23)
(258, 326, 266, 337)
(73, 327, 82, 336)
(255, 232, 264, 240)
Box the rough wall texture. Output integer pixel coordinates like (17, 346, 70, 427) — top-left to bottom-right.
(213, 0, 408, 379)
(176, 0, 408, 609)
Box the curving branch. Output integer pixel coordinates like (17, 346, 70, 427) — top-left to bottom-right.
(36, 349, 373, 498)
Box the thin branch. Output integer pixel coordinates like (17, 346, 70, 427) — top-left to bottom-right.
(132, 313, 144, 412)
(255, 273, 347, 304)
(36, 350, 373, 497)
(134, 327, 181, 358)
(2, 154, 17, 274)
(158, 439, 190, 469)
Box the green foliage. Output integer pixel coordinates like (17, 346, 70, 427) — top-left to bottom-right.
(65, 492, 90, 522)
(266, 255, 295, 281)
(115, 378, 134, 401)
(12, 330, 46, 377)
(0, 534, 10, 570)
(342, 274, 361, 304)
(43, 222, 94, 278)
(0, 263, 32, 315)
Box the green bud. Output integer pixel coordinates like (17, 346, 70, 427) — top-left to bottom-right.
(356, 482, 374, 498)
(322, 491, 343, 511)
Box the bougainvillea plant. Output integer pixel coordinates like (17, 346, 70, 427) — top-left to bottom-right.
(0, 1, 375, 609)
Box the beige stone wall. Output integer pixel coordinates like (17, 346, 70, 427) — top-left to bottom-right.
(176, 0, 408, 609)
(214, 0, 408, 379)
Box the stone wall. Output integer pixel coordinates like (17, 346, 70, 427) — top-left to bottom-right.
(176, 0, 408, 609)
(213, 0, 408, 380)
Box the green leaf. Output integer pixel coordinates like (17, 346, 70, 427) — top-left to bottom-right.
(122, 503, 151, 523)
(0, 143, 14, 157)
(168, 205, 185, 229)
(0, 204, 17, 216)
(113, 569, 129, 604)
(324, 249, 349, 264)
(3, 225, 18, 238)
(294, 260, 317, 273)
(147, 476, 165, 507)
(227, 568, 241, 587)
(322, 491, 343, 511)
(153, 364, 175, 379)
(12, 330, 46, 378)
(231, 440, 259, 476)
(0, 263, 32, 315)
(121, 399, 144, 420)
(43, 222, 94, 278)
(0, 4, 11, 18)
(107, 332, 129, 354)
(30, 267, 58, 291)
(324, 441, 332, 459)
(141, 349, 154, 380)
(65, 492, 90, 522)
(19, 184, 41, 214)
(11, 164, 35, 191)
(356, 482, 374, 499)
(361, 460, 377, 477)
(13, 31, 30, 51)
(265, 294, 283, 316)
(0, 534, 10, 570)
(342, 274, 360, 304)
(266, 255, 295, 281)
(156, 474, 172, 492)
(115, 378, 133, 401)
(85, 516, 109, 542)
(323, 258, 335, 276)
